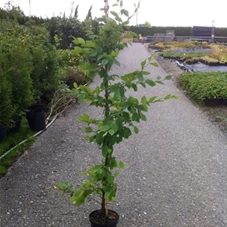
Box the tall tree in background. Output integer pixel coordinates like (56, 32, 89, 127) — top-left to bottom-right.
(144, 21, 152, 28)
(74, 4, 79, 18)
(86, 5, 92, 20)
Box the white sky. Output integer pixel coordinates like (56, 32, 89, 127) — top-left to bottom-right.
(0, 0, 227, 27)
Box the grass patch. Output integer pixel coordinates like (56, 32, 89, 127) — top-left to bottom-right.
(0, 116, 35, 176)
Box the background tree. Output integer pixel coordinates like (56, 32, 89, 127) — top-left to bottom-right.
(144, 21, 151, 28)
(74, 5, 79, 18)
(86, 5, 92, 20)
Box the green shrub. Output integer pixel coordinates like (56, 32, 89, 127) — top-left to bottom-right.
(2, 37, 34, 116)
(0, 29, 34, 120)
(18, 25, 62, 104)
(0, 68, 13, 126)
(64, 67, 89, 88)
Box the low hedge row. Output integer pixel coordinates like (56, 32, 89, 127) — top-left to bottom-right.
(180, 71, 227, 103)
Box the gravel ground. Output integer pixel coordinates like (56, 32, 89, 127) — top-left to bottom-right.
(1, 43, 227, 227)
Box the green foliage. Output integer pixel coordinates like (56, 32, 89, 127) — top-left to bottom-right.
(161, 51, 207, 62)
(48, 17, 87, 49)
(180, 71, 227, 102)
(130, 26, 191, 37)
(0, 68, 12, 125)
(0, 32, 34, 117)
(57, 0, 176, 219)
(64, 67, 89, 88)
(14, 24, 62, 103)
(144, 21, 152, 28)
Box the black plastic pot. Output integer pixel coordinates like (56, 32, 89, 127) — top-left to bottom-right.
(89, 210, 119, 227)
(8, 116, 22, 134)
(0, 125, 8, 142)
(26, 110, 46, 132)
(204, 98, 224, 107)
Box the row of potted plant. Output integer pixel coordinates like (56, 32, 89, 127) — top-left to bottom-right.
(0, 21, 60, 141)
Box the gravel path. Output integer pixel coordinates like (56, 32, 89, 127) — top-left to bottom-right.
(1, 43, 227, 227)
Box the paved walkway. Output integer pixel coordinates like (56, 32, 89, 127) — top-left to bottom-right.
(1, 43, 227, 227)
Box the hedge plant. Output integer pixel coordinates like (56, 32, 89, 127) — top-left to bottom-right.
(180, 71, 227, 102)
(0, 68, 13, 126)
(0, 27, 34, 120)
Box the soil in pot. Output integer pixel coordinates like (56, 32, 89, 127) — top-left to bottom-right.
(89, 210, 119, 227)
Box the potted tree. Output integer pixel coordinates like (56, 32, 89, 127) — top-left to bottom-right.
(57, 1, 176, 226)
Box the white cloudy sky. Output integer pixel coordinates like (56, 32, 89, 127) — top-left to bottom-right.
(0, 0, 226, 27)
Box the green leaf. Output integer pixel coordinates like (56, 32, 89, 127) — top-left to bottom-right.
(102, 146, 109, 156)
(146, 79, 156, 87)
(78, 114, 90, 122)
(73, 46, 82, 54)
(70, 189, 85, 206)
(165, 75, 172, 80)
(150, 62, 158, 67)
(114, 170, 119, 177)
(140, 113, 147, 121)
(110, 11, 119, 18)
(73, 83, 78, 89)
(141, 96, 147, 104)
(133, 126, 139, 134)
(141, 71, 150, 76)
(56, 182, 64, 191)
(120, 9, 129, 17)
(85, 40, 95, 48)
(77, 38, 85, 45)
(122, 112, 130, 122)
(100, 125, 110, 131)
(140, 104, 148, 112)
(123, 128, 132, 138)
(141, 59, 146, 69)
(96, 132, 104, 145)
(101, 59, 109, 65)
(164, 94, 177, 100)
(119, 161, 125, 169)
(113, 59, 120, 66)
(78, 93, 86, 102)
(132, 113, 140, 122)
(149, 96, 158, 103)
(155, 81, 164, 85)
(109, 129, 115, 135)
(85, 127, 93, 133)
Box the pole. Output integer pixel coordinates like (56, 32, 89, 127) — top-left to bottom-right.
(29, 0, 31, 16)
(104, 0, 109, 17)
(211, 20, 215, 43)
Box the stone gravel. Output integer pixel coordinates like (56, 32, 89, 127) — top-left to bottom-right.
(1, 43, 227, 227)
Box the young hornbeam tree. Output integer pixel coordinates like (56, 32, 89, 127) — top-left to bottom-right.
(57, 0, 177, 219)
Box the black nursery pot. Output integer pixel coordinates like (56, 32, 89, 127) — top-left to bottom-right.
(0, 125, 8, 142)
(8, 116, 22, 134)
(89, 210, 119, 227)
(26, 110, 46, 132)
